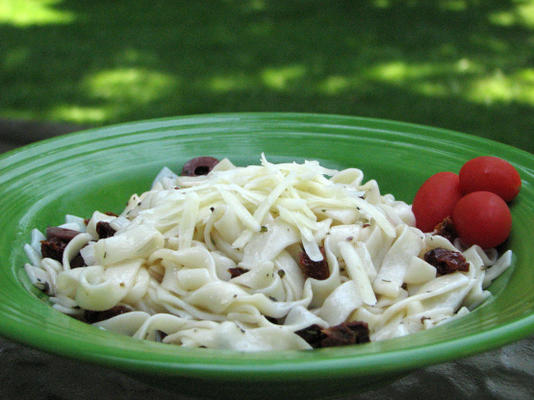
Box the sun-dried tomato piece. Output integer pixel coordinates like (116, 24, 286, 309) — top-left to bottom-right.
(296, 321, 370, 348)
(41, 238, 66, 262)
(295, 324, 325, 348)
(96, 221, 116, 239)
(423, 247, 469, 275)
(84, 305, 132, 323)
(45, 226, 80, 242)
(298, 247, 329, 280)
(41, 227, 81, 263)
(70, 253, 86, 269)
(433, 216, 457, 243)
(228, 267, 249, 278)
(321, 321, 370, 347)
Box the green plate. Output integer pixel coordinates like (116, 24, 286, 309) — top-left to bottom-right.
(1, 113, 533, 399)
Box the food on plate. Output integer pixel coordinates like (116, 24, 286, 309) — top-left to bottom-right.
(413, 156, 520, 249)
(24, 155, 513, 351)
(412, 172, 463, 232)
(452, 191, 512, 248)
(181, 156, 220, 177)
(459, 156, 521, 202)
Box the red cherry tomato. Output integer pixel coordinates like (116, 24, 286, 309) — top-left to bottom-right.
(459, 156, 521, 202)
(452, 191, 512, 248)
(413, 172, 463, 232)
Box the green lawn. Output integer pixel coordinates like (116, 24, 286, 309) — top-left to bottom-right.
(1, 0, 533, 152)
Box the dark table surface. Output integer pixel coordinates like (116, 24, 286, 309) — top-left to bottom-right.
(1, 125, 533, 400)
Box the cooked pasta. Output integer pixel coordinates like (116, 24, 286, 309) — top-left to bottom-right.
(24, 155, 512, 351)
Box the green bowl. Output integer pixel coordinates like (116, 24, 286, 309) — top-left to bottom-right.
(1, 113, 533, 400)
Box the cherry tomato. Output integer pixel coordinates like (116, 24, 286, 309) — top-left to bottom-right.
(459, 156, 521, 202)
(413, 172, 463, 232)
(452, 191, 511, 248)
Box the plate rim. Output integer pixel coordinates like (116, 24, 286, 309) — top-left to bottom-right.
(1, 112, 533, 381)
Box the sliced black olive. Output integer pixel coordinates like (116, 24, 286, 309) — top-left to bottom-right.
(181, 156, 219, 176)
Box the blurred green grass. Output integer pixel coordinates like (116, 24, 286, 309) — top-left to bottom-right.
(1, 0, 533, 152)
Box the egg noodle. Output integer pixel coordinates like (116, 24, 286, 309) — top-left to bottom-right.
(24, 155, 512, 351)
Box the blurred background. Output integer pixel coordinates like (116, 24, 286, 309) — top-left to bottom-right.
(2, 2, 534, 399)
(1, 0, 533, 154)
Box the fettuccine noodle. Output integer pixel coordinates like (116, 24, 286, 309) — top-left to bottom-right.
(24, 155, 512, 351)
